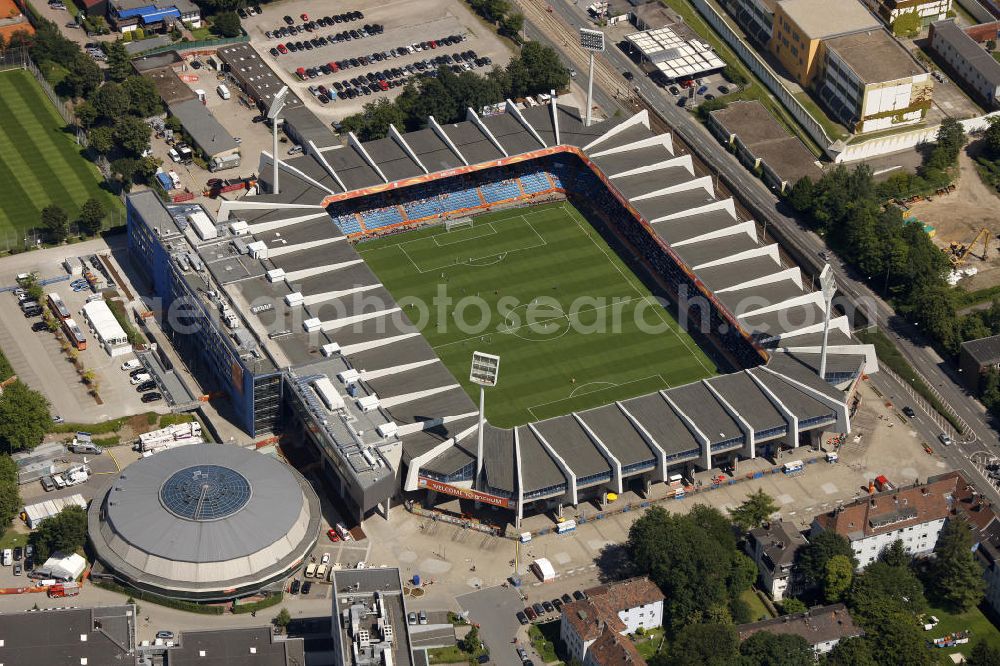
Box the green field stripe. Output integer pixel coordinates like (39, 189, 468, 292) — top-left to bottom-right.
(0, 79, 95, 205)
(0, 151, 38, 235)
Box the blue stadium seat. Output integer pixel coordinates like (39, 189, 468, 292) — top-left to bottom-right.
(360, 206, 405, 229)
(519, 172, 552, 195)
(332, 214, 363, 235)
(480, 180, 521, 204)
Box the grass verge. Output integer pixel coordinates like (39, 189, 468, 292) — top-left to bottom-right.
(856, 328, 963, 432)
(529, 623, 562, 664)
(926, 603, 1000, 655)
(741, 588, 774, 622)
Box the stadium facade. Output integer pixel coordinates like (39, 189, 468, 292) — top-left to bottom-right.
(127, 99, 876, 527)
(88, 444, 321, 600)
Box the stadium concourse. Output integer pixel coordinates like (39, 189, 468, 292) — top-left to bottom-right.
(130, 98, 876, 528)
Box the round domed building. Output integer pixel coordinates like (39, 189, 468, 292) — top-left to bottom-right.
(88, 444, 320, 601)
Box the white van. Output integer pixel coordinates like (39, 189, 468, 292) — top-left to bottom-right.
(304, 563, 317, 578)
(2, 549, 11, 566)
(217, 84, 231, 100)
(130, 373, 152, 385)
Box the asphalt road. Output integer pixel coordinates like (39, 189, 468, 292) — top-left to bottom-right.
(458, 586, 527, 666)
(516, 0, 1000, 473)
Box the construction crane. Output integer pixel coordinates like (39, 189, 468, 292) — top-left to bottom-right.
(948, 228, 991, 266)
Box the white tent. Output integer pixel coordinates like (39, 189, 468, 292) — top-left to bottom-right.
(22, 494, 86, 529)
(531, 557, 556, 582)
(37, 552, 86, 581)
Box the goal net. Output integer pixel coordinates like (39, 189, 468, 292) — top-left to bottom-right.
(445, 217, 473, 232)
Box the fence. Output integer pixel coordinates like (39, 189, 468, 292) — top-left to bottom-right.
(878, 363, 975, 443)
(688, 0, 835, 153)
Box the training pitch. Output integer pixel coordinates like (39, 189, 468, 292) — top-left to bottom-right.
(0, 70, 119, 239)
(358, 201, 718, 427)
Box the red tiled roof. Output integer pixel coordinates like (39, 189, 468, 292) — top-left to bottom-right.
(586, 630, 646, 666)
(812, 473, 962, 540)
(562, 600, 626, 642)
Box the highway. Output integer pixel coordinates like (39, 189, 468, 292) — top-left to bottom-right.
(514, 0, 1000, 480)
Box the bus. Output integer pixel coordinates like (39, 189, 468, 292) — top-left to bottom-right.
(62, 318, 87, 350)
(47, 293, 71, 321)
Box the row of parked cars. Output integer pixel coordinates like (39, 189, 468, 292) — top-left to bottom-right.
(274, 10, 364, 37)
(304, 49, 491, 103)
(516, 590, 588, 624)
(291, 33, 467, 80)
(3, 545, 33, 577)
(271, 22, 385, 57)
(121, 358, 162, 403)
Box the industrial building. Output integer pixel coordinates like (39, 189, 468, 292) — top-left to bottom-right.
(624, 26, 726, 81)
(166, 627, 305, 665)
(107, 0, 200, 33)
(929, 19, 1000, 108)
(88, 444, 321, 600)
(959, 333, 1000, 393)
(860, 0, 952, 25)
(0, 605, 138, 665)
(127, 89, 876, 527)
(723, 0, 933, 132)
(167, 99, 241, 171)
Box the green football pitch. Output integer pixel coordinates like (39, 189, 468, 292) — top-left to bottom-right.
(0, 69, 120, 240)
(357, 201, 718, 427)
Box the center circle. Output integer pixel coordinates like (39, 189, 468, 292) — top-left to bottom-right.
(159, 465, 252, 522)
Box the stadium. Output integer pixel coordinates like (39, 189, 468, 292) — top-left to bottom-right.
(127, 95, 876, 529)
(87, 444, 321, 601)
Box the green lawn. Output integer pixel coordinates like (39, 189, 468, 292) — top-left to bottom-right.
(926, 604, 1000, 657)
(633, 627, 666, 659)
(357, 202, 717, 427)
(0, 69, 120, 239)
(741, 588, 774, 622)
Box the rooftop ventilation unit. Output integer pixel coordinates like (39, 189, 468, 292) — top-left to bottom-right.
(321, 342, 341, 357)
(356, 395, 379, 412)
(247, 240, 269, 260)
(284, 291, 304, 307)
(303, 317, 322, 333)
(266, 268, 286, 282)
(229, 220, 249, 236)
(338, 368, 361, 383)
(376, 422, 398, 438)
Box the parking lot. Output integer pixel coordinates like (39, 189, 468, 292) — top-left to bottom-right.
(0, 240, 171, 424)
(241, 0, 515, 120)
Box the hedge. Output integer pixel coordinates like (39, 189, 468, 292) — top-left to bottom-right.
(93, 580, 226, 614)
(0, 347, 13, 382)
(106, 300, 146, 347)
(232, 592, 283, 614)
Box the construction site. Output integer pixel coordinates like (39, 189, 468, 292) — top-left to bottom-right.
(906, 147, 1000, 292)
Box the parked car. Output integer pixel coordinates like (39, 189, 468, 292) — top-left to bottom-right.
(524, 606, 537, 621)
(68, 442, 102, 454)
(572, 590, 586, 601)
(327, 529, 341, 542)
(516, 611, 528, 625)
(408, 612, 417, 625)
(40, 476, 56, 492)
(141, 392, 163, 403)
(130, 373, 152, 386)
(289, 579, 301, 594)
(321, 553, 331, 565)
(418, 610, 427, 625)
(542, 601, 554, 613)
(13, 547, 22, 562)
(13, 564, 21, 576)
(561, 593, 572, 604)
(129, 368, 148, 379)
(135, 381, 156, 393)
(121, 359, 141, 372)
(156, 631, 174, 640)
(902, 406, 916, 418)
(532, 603, 545, 616)
(301, 581, 312, 595)
(938, 433, 953, 446)
(31, 321, 48, 332)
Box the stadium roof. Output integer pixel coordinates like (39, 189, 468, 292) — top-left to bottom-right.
(89, 444, 321, 599)
(0, 605, 136, 666)
(201, 96, 874, 507)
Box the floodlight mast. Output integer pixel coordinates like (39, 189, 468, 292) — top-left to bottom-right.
(579, 29, 605, 127)
(818, 264, 837, 381)
(267, 86, 289, 195)
(470, 352, 500, 489)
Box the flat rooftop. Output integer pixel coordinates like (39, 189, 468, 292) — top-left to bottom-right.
(824, 29, 925, 83)
(776, 0, 879, 40)
(332, 568, 414, 666)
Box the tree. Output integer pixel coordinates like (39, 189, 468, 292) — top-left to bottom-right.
(213, 11, 242, 38)
(823, 636, 877, 666)
(968, 641, 1000, 666)
(64, 54, 102, 99)
(849, 561, 927, 624)
(92, 82, 131, 123)
(461, 625, 480, 653)
(0, 456, 20, 541)
(41, 205, 69, 242)
(104, 40, 131, 82)
(29, 505, 87, 561)
(780, 597, 807, 614)
(877, 539, 910, 568)
(929, 519, 986, 611)
(786, 176, 814, 213)
(0, 382, 50, 453)
(122, 76, 162, 118)
(499, 11, 524, 36)
(113, 116, 152, 156)
(795, 531, 856, 589)
(88, 125, 115, 155)
(508, 41, 569, 98)
(272, 607, 291, 633)
(728, 489, 778, 530)
(665, 623, 739, 666)
(722, 64, 749, 87)
(697, 97, 728, 121)
(983, 116, 1000, 160)
(823, 555, 853, 602)
(78, 198, 106, 236)
(74, 101, 98, 129)
(341, 98, 407, 142)
(739, 631, 814, 666)
(891, 11, 921, 37)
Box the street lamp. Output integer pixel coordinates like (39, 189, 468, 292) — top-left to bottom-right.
(818, 264, 837, 382)
(579, 28, 605, 127)
(267, 86, 289, 195)
(470, 351, 500, 489)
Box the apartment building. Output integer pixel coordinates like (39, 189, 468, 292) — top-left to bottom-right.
(746, 520, 808, 600)
(560, 578, 665, 664)
(929, 19, 1000, 107)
